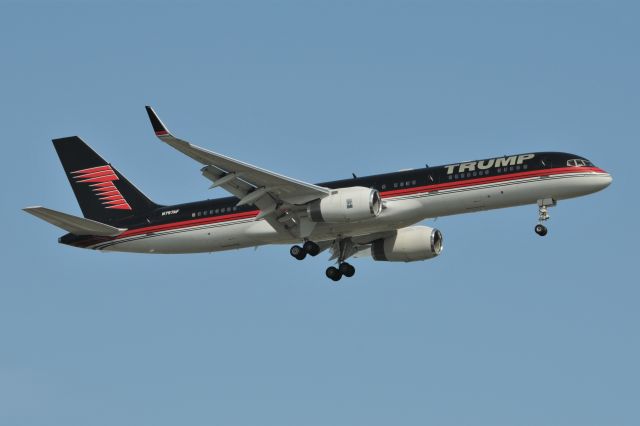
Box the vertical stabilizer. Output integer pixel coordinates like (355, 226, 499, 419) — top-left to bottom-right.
(53, 136, 159, 224)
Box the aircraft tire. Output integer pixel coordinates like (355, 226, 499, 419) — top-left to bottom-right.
(326, 266, 342, 281)
(339, 262, 355, 278)
(303, 241, 320, 256)
(535, 224, 548, 236)
(290, 245, 307, 260)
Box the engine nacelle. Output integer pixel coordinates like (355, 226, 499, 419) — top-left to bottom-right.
(371, 226, 443, 262)
(307, 187, 382, 223)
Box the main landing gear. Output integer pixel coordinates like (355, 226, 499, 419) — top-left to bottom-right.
(325, 262, 355, 282)
(290, 240, 320, 260)
(535, 198, 556, 237)
(290, 239, 357, 282)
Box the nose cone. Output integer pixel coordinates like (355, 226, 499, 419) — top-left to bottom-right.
(593, 171, 613, 192)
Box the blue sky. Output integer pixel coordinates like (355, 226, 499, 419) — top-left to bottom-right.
(1, 1, 638, 425)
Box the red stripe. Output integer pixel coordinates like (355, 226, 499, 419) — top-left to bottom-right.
(76, 174, 119, 183)
(95, 188, 120, 194)
(97, 191, 121, 198)
(103, 198, 126, 205)
(99, 194, 124, 201)
(117, 210, 259, 239)
(93, 182, 117, 188)
(111, 166, 606, 241)
(155, 131, 169, 136)
(107, 203, 132, 210)
(380, 166, 605, 198)
(71, 165, 112, 174)
(73, 170, 115, 180)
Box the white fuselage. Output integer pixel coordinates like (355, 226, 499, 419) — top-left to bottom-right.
(92, 167, 612, 254)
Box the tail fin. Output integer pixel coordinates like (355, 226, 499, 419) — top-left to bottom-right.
(53, 137, 160, 224)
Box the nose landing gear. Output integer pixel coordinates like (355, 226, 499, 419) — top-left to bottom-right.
(535, 198, 556, 237)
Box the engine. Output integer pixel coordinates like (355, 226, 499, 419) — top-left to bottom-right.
(307, 187, 382, 223)
(371, 226, 443, 262)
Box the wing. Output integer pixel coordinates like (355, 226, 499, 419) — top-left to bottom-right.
(145, 106, 330, 237)
(145, 106, 329, 206)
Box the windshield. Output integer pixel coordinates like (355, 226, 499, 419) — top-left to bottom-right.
(567, 158, 593, 167)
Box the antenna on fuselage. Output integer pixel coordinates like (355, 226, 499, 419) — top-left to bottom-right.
(352, 173, 357, 179)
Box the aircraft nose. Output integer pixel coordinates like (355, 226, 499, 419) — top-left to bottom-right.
(595, 171, 613, 191)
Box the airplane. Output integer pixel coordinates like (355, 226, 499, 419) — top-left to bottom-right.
(24, 106, 613, 281)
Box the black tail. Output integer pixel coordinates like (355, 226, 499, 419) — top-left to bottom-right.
(53, 137, 160, 224)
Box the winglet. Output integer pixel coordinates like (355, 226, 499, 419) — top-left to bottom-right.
(145, 106, 171, 137)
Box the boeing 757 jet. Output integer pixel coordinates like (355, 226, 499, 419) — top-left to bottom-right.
(24, 107, 612, 281)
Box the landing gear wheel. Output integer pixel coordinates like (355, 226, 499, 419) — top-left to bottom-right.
(339, 262, 355, 278)
(303, 241, 320, 256)
(326, 266, 342, 282)
(290, 245, 307, 260)
(535, 224, 548, 236)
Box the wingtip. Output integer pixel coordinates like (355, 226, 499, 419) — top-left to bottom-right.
(145, 105, 170, 136)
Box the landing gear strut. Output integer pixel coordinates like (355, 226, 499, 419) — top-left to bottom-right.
(535, 198, 555, 237)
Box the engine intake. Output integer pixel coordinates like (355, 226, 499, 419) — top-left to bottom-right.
(371, 226, 443, 262)
(308, 187, 382, 223)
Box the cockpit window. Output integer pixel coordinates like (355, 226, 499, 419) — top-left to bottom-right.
(567, 159, 593, 167)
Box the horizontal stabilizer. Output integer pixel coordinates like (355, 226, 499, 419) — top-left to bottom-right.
(23, 206, 126, 237)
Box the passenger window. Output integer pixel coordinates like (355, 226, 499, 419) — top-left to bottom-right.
(192, 213, 195, 218)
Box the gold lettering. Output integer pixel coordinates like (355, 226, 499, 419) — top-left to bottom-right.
(477, 159, 495, 170)
(494, 156, 517, 168)
(459, 162, 477, 172)
(444, 164, 458, 175)
(517, 154, 535, 164)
